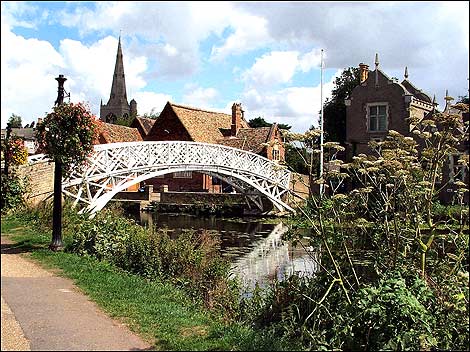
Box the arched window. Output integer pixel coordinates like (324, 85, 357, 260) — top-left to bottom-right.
(106, 114, 117, 123)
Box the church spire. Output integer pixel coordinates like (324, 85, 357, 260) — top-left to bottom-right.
(108, 36, 128, 104)
(100, 36, 133, 123)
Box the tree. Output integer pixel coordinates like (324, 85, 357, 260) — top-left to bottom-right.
(322, 67, 360, 144)
(248, 116, 292, 130)
(35, 102, 99, 250)
(1, 136, 29, 212)
(8, 114, 23, 128)
(115, 114, 134, 127)
(142, 107, 160, 119)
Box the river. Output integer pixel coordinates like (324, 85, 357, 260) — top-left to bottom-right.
(138, 212, 319, 290)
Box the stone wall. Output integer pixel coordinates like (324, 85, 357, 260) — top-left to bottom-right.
(160, 191, 246, 205)
(15, 161, 55, 206)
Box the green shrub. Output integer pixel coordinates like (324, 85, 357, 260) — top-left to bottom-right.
(246, 269, 468, 351)
(1, 171, 27, 214)
(65, 208, 239, 316)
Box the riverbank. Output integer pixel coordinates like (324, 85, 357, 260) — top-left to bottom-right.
(1, 214, 298, 351)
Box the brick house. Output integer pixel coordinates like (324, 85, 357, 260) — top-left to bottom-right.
(345, 54, 434, 160)
(143, 101, 285, 193)
(0, 127, 37, 154)
(345, 54, 468, 204)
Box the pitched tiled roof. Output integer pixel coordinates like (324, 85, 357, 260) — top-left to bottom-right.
(401, 79, 432, 103)
(169, 103, 249, 144)
(133, 117, 156, 135)
(8, 128, 36, 140)
(96, 122, 142, 144)
(218, 127, 272, 154)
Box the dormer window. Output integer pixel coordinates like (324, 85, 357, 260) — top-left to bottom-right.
(367, 103, 388, 132)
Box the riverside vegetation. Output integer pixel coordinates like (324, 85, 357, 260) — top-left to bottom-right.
(1, 103, 469, 350)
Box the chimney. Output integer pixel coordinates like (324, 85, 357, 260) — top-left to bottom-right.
(359, 63, 369, 84)
(231, 102, 242, 136)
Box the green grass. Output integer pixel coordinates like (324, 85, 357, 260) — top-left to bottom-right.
(1, 214, 298, 351)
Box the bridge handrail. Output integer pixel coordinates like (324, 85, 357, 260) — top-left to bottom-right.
(30, 142, 287, 170)
(80, 141, 290, 185)
(92, 141, 284, 165)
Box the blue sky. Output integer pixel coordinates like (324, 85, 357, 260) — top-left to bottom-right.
(1, 1, 469, 132)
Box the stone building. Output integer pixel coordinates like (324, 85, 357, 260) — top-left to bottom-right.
(345, 54, 434, 160)
(344, 54, 468, 204)
(100, 37, 137, 123)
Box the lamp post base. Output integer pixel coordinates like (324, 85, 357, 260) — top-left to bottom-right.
(48, 241, 64, 252)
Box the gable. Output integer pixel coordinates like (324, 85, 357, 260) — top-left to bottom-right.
(144, 102, 192, 141)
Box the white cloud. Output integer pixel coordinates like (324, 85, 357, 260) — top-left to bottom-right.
(241, 49, 324, 89)
(1, 2, 41, 29)
(242, 51, 299, 88)
(57, 2, 254, 78)
(57, 2, 275, 74)
(236, 2, 469, 108)
(0, 28, 153, 128)
(132, 91, 172, 116)
(1, 23, 64, 128)
(299, 49, 322, 73)
(182, 86, 219, 108)
(210, 12, 271, 61)
(241, 70, 340, 133)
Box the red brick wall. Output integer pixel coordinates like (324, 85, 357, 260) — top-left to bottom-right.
(265, 129, 285, 162)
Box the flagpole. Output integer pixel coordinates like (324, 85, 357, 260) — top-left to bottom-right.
(319, 49, 324, 197)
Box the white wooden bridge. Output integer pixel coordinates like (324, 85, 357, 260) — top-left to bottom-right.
(28, 141, 295, 215)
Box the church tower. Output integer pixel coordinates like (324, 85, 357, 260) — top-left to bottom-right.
(100, 36, 136, 123)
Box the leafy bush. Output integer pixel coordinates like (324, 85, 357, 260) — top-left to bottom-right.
(1, 171, 27, 214)
(257, 103, 469, 350)
(65, 208, 239, 316)
(246, 269, 468, 351)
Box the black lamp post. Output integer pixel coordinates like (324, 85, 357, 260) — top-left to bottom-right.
(49, 74, 67, 251)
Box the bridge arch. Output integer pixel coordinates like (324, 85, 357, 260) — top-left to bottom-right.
(57, 141, 294, 215)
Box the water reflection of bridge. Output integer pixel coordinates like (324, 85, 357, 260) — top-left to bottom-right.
(230, 222, 319, 289)
(138, 213, 318, 288)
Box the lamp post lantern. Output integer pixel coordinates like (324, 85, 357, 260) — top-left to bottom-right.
(55, 74, 67, 106)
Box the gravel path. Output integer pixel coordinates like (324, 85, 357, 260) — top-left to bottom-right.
(1, 236, 152, 351)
